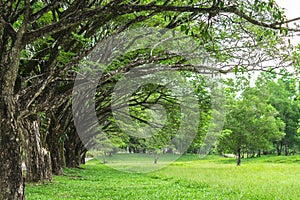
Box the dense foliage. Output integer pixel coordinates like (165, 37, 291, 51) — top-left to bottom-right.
(0, 0, 299, 199)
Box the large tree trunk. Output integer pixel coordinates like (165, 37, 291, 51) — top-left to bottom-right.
(236, 148, 241, 166)
(21, 120, 52, 182)
(47, 99, 74, 173)
(0, 23, 26, 199)
(46, 114, 65, 175)
(47, 131, 65, 175)
(0, 80, 24, 196)
(64, 130, 83, 168)
(0, 115, 25, 199)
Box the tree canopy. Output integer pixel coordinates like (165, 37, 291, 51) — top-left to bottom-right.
(1, 0, 300, 199)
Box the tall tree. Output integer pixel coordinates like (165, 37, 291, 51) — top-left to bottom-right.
(255, 73, 300, 155)
(217, 76, 285, 165)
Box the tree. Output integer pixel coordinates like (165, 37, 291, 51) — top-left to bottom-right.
(218, 77, 285, 165)
(255, 73, 300, 155)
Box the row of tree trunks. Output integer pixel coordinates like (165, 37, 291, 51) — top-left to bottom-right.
(21, 114, 86, 178)
(20, 110, 86, 181)
(275, 141, 294, 156)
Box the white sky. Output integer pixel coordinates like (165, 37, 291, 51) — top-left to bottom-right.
(276, 0, 299, 19)
(276, 0, 300, 45)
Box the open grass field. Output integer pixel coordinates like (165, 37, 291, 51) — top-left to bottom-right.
(26, 154, 300, 199)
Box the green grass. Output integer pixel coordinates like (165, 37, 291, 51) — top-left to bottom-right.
(99, 153, 201, 173)
(26, 155, 300, 199)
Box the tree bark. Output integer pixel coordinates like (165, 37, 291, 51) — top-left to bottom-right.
(47, 131, 65, 175)
(46, 117, 65, 175)
(64, 130, 83, 168)
(0, 115, 25, 199)
(0, 20, 26, 199)
(21, 120, 52, 182)
(0, 76, 24, 197)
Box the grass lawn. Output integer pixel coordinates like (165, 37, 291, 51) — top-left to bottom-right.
(26, 154, 300, 199)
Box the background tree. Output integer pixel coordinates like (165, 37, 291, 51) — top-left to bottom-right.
(255, 72, 300, 155)
(217, 75, 285, 165)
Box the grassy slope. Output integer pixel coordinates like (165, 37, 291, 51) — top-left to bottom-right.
(26, 155, 300, 199)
